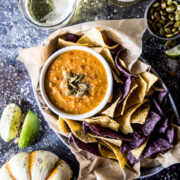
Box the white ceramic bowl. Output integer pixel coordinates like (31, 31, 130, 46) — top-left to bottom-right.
(40, 46, 113, 120)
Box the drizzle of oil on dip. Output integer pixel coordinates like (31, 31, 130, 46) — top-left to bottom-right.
(45, 50, 108, 115)
(26, 0, 75, 26)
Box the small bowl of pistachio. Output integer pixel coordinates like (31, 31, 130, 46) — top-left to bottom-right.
(145, 0, 180, 40)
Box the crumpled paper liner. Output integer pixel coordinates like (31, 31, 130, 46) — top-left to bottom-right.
(17, 19, 180, 180)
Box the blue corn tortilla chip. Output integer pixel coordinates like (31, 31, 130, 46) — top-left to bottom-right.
(166, 127, 175, 144)
(114, 48, 136, 104)
(154, 89, 168, 105)
(64, 33, 80, 42)
(132, 111, 161, 138)
(157, 117, 169, 133)
(120, 137, 146, 153)
(83, 122, 131, 141)
(120, 111, 161, 153)
(115, 49, 132, 78)
(127, 138, 173, 164)
(119, 77, 131, 104)
(69, 133, 99, 156)
(126, 111, 176, 164)
(137, 111, 161, 137)
(151, 99, 163, 116)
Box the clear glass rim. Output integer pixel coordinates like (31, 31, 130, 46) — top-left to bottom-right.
(17, 0, 77, 29)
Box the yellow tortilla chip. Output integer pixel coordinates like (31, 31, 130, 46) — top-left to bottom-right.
(57, 38, 88, 49)
(140, 71, 158, 93)
(92, 47, 123, 84)
(88, 133, 122, 147)
(64, 118, 97, 143)
(58, 117, 70, 133)
(91, 47, 103, 53)
(102, 140, 127, 169)
(101, 48, 120, 74)
(117, 103, 142, 134)
(100, 29, 114, 45)
(116, 80, 138, 116)
(101, 48, 123, 84)
(131, 138, 149, 159)
(124, 75, 147, 112)
(98, 144, 117, 160)
(96, 27, 104, 31)
(112, 71, 124, 84)
(131, 103, 150, 124)
(77, 28, 107, 47)
(101, 89, 122, 118)
(134, 75, 147, 103)
(77, 28, 119, 49)
(84, 115, 120, 132)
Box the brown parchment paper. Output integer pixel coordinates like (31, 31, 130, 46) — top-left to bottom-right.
(17, 19, 180, 180)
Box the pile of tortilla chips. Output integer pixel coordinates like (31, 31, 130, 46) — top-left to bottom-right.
(57, 28, 176, 170)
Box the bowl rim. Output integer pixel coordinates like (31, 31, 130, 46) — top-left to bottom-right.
(40, 46, 113, 120)
(144, 0, 180, 40)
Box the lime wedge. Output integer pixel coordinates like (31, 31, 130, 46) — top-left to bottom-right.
(18, 111, 40, 148)
(0, 103, 21, 142)
(165, 45, 180, 58)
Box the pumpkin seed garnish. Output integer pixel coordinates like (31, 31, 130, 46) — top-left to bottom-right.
(66, 89, 75, 96)
(76, 91, 85, 98)
(65, 72, 73, 79)
(66, 82, 73, 90)
(78, 83, 88, 91)
(69, 82, 78, 89)
(75, 74, 84, 82)
(65, 71, 88, 97)
(69, 75, 78, 82)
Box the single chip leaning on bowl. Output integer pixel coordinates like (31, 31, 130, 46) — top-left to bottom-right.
(100, 48, 120, 75)
(58, 117, 70, 134)
(99, 48, 123, 84)
(100, 89, 122, 118)
(64, 118, 97, 143)
(92, 47, 123, 84)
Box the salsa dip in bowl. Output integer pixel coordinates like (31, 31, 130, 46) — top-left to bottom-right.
(40, 46, 113, 120)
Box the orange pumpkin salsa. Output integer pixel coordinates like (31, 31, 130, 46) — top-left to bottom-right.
(45, 50, 108, 115)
